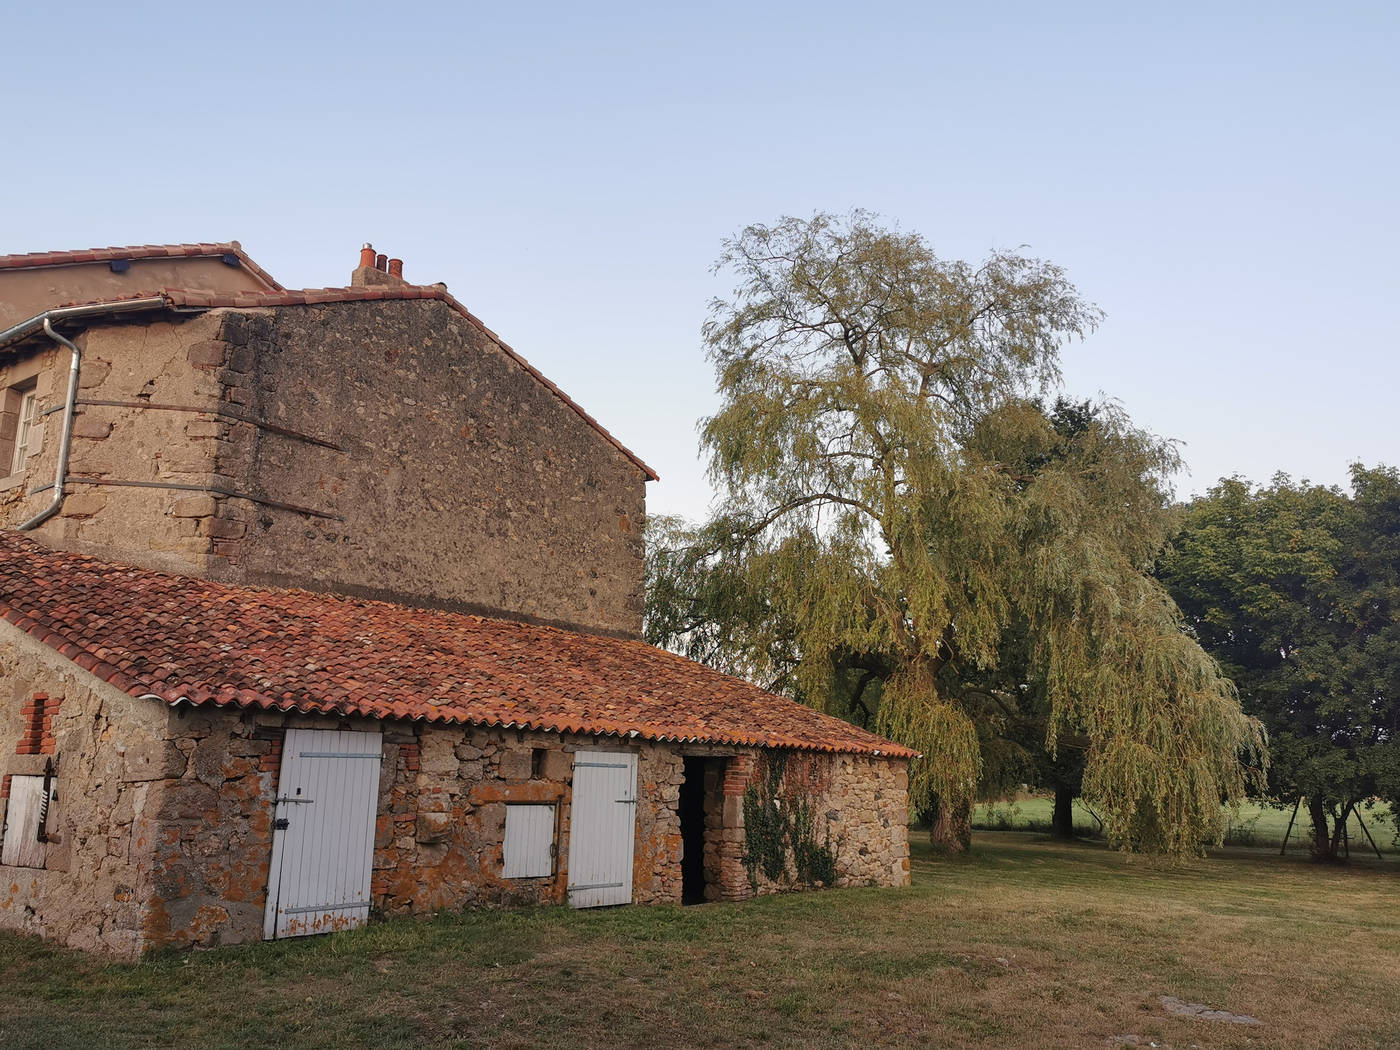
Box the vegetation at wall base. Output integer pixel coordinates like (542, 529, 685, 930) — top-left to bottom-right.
(740, 751, 837, 889)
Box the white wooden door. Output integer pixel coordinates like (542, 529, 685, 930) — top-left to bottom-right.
(566, 750, 638, 908)
(263, 729, 382, 940)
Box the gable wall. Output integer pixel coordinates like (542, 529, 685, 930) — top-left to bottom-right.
(6, 299, 647, 636)
(215, 300, 646, 635)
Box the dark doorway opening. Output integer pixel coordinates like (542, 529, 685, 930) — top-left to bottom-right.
(679, 756, 708, 904)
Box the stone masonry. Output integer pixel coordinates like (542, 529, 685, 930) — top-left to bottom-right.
(0, 622, 910, 957)
(1, 299, 648, 637)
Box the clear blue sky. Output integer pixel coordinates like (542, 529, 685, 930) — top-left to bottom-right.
(5, 1, 1396, 520)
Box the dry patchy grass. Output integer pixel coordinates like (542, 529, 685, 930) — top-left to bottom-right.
(0, 833, 1395, 1049)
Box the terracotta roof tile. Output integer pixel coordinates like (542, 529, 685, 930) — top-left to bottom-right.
(0, 242, 284, 292)
(0, 534, 915, 759)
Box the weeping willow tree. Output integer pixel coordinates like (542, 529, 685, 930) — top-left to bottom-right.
(650, 211, 1265, 856)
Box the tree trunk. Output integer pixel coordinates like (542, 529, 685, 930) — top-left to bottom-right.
(1308, 796, 1338, 861)
(928, 796, 973, 853)
(1328, 801, 1354, 860)
(1051, 785, 1076, 840)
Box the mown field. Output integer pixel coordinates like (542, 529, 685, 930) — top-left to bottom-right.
(973, 798, 1400, 854)
(1, 832, 1396, 1049)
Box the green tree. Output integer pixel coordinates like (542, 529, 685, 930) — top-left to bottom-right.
(1159, 466, 1400, 860)
(649, 211, 1264, 856)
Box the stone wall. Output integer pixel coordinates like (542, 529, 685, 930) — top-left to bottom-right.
(0, 313, 233, 576)
(0, 633, 910, 957)
(708, 749, 911, 901)
(370, 726, 684, 914)
(220, 300, 647, 636)
(0, 625, 170, 958)
(141, 714, 693, 947)
(2, 300, 649, 637)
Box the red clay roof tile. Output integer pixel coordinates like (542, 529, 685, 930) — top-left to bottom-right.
(0, 534, 915, 759)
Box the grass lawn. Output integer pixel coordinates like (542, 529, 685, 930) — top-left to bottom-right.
(1, 832, 1397, 1049)
(974, 798, 1400, 854)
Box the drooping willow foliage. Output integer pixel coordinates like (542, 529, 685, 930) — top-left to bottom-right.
(648, 211, 1265, 857)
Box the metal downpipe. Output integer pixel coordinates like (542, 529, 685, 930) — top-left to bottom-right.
(17, 319, 82, 531)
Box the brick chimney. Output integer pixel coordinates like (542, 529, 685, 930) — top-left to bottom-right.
(351, 243, 408, 287)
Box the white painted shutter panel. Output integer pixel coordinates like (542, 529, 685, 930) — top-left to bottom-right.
(0, 775, 50, 868)
(263, 729, 382, 940)
(566, 751, 637, 908)
(503, 804, 556, 877)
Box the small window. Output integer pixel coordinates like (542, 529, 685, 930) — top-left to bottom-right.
(503, 804, 555, 878)
(530, 748, 546, 779)
(1, 771, 56, 868)
(12, 389, 37, 474)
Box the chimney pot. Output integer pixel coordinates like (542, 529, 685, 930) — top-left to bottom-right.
(388, 258, 403, 279)
(375, 253, 388, 272)
(359, 244, 376, 269)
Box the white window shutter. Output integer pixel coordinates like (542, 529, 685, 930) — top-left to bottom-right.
(503, 804, 555, 878)
(1, 775, 49, 868)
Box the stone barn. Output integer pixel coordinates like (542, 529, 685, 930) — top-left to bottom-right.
(0, 242, 913, 957)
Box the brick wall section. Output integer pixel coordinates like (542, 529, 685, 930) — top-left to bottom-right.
(706, 754, 754, 901)
(12, 693, 63, 755)
(257, 731, 283, 794)
(39, 694, 60, 754)
(15, 694, 45, 754)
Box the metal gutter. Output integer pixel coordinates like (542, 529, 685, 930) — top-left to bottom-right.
(16, 320, 82, 529)
(0, 296, 169, 351)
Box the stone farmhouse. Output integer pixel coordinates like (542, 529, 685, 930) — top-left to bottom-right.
(0, 242, 913, 957)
